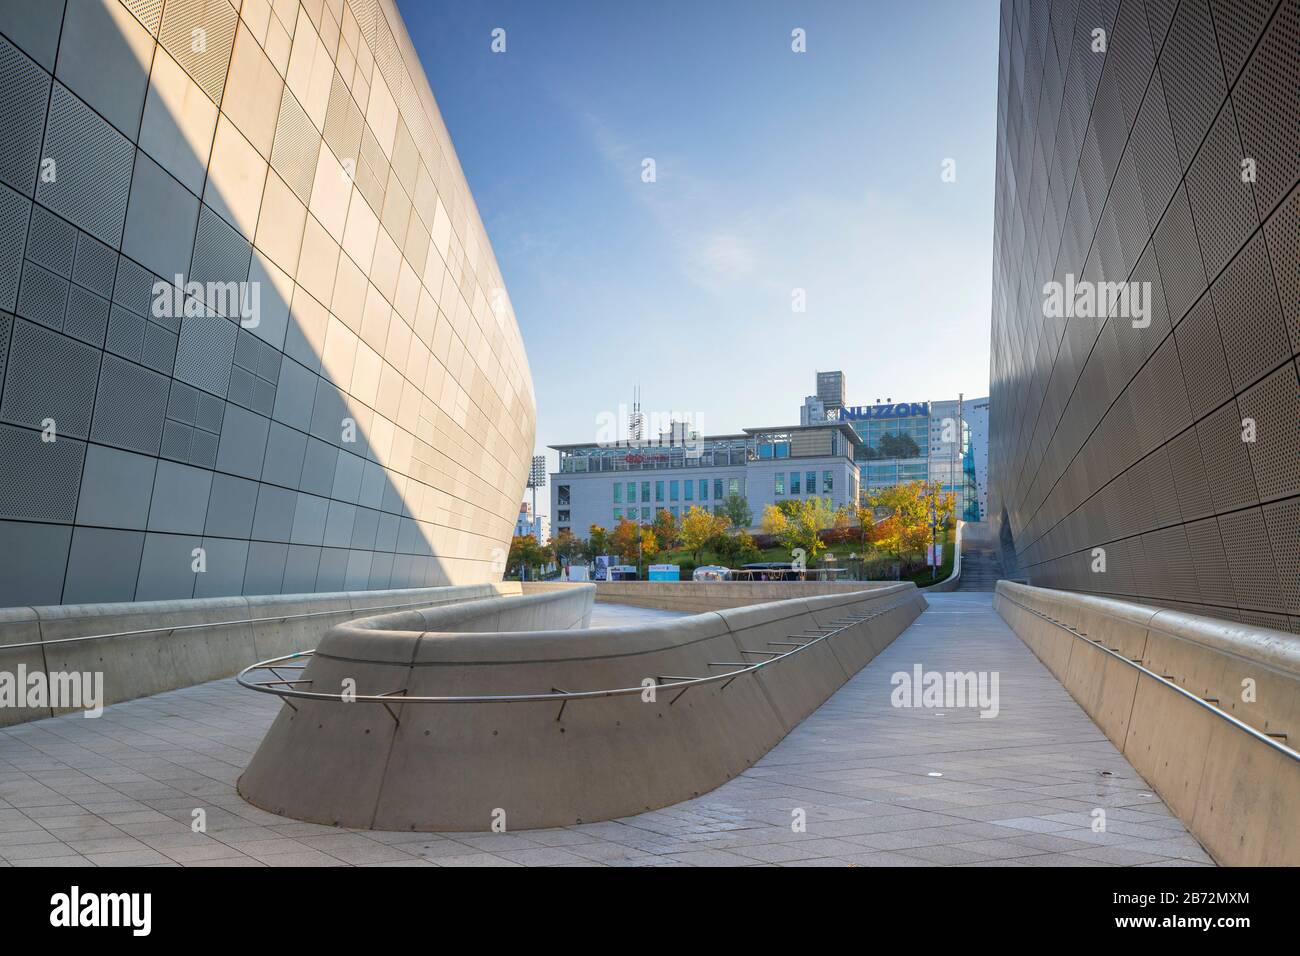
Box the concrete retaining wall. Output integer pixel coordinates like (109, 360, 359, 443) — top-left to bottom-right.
(922, 520, 965, 593)
(994, 581, 1300, 866)
(238, 583, 927, 831)
(593, 579, 899, 613)
(0, 584, 521, 727)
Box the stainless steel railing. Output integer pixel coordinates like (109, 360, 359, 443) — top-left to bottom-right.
(0, 595, 501, 652)
(999, 593, 1299, 763)
(235, 591, 919, 712)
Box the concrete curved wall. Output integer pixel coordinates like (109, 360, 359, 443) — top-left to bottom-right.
(591, 579, 902, 614)
(0, 581, 520, 726)
(995, 581, 1300, 866)
(0, 0, 533, 608)
(238, 583, 927, 831)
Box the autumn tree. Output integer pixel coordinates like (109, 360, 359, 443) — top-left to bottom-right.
(651, 508, 679, 550)
(609, 518, 638, 562)
(853, 505, 876, 553)
(587, 524, 610, 559)
(760, 497, 837, 565)
(551, 527, 582, 565)
(638, 527, 660, 566)
(680, 505, 728, 565)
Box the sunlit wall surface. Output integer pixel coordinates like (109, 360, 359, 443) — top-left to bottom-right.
(989, 0, 1298, 630)
(0, 0, 535, 605)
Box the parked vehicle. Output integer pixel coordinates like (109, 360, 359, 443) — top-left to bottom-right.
(692, 565, 732, 582)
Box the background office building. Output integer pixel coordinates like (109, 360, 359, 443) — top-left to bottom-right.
(514, 501, 548, 544)
(551, 372, 987, 537)
(551, 422, 861, 538)
(0, 0, 535, 606)
(988, 0, 1299, 631)
(801, 374, 988, 522)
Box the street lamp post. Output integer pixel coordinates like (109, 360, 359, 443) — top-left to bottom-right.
(929, 498, 938, 582)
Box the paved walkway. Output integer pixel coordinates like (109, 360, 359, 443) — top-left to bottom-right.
(0, 594, 1213, 866)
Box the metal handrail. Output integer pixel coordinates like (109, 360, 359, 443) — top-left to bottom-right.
(1001, 593, 1300, 763)
(0, 594, 504, 652)
(235, 593, 917, 706)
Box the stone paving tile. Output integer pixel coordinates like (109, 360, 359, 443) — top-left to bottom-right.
(0, 595, 1215, 867)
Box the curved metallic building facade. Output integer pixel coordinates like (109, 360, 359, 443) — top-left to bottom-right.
(0, 0, 535, 606)
(989, 0, 1299, 631)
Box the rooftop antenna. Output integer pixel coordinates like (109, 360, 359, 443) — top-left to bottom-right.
(630, 385, 643, 444)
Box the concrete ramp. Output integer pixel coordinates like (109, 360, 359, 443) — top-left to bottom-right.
(237, 583, 926, 831)
(995, 582, 1300, 866)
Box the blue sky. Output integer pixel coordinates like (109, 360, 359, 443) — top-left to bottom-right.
(398, 0, 1001, 483)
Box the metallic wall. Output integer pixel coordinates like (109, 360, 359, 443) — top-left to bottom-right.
(989, 0, 1298, 630)
(0, 0, 535, 606)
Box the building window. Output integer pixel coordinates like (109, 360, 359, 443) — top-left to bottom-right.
(655, 481, 664, 502)
(823, 470, 833, 493)
(790, 472, 800, 494)
(670, 506, 679, 519)
(684, 481, 693, 501)
(775, 473, 785, 495)
(627, 482, 635, 502)
(713, 479, 723, 500)
(669, 480, 679, 501)
(641, 481, 650, 503)
(558, 510, 570, 522)
(806, 471, 816, 494)
(614, 507, 622, 519)
(558, 485, 570, 506)
(699, 479, 708, 500)
(642, 507, 652, 520)
(728, 477, 740, 497)
(613, 483, 622, 503)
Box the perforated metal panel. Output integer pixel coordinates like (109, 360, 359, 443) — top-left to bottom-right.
(0, 422, 85, 522)
(175, 311, 238, 396)
(91, 353, 169, 455)
(24, 205, 77, 277)
(0, 318, 99, 438)
(157, 0, 238, 107)
(15, 261, 69, 331)
(270, 87, 319, 205)
(0, 35, 51, 195)
(991, 0, 1300, 623)
(35, 85, 135, 245)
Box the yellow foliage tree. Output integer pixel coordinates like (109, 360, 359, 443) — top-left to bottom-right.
(680, 505, 728, 565)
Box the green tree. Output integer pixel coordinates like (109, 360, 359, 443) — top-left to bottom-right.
(721, 493, 752, 529)
(507, 534, 547, 579)
(713, 528, 760, 566)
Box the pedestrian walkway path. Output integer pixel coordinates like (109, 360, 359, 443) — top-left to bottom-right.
(0, 594, 1212, 866)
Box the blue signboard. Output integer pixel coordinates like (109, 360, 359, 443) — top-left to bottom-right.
(841, 402, 929, 420)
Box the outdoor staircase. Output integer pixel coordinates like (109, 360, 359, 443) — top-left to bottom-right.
(955, 547, 1006, 592)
